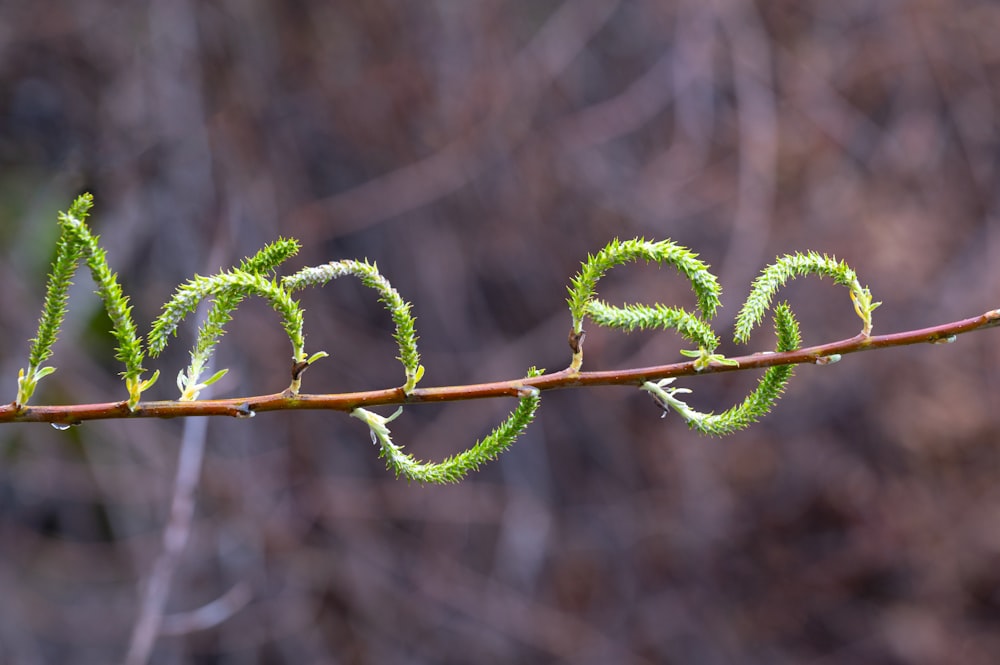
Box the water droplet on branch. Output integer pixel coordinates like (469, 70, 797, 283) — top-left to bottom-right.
(234, 403, 256, 419)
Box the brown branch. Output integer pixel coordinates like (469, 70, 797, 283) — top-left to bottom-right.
(4, 309, 998, 426)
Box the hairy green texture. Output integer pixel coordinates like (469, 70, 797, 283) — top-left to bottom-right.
(586, 300, 719, 350)
(18, 193, 888, 477)
(178, 238, 301, 400)
(149, 270, 305, 365)
(27, 195, 91, 370)
(15, 196, 94, 406)
(354, 369, 543, 483)
(30, 195, 157, 409)
(284, 259, 423, 393)
(693, 302, 801, 434)
(735, 252, 860, 344)
(17, 194, 158, 409)
(645, 302, 802, 435)
(567, 237, 722, 333)
(239, 237, 301, 276)
(72, 232, 145, 378)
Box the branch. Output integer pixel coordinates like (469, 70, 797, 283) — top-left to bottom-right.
(9, 194, 1000, 482)
(3, 308, 997, 425)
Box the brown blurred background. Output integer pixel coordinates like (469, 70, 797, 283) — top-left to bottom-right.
(1, 1, 1000, 663)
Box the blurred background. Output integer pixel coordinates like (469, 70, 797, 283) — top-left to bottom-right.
(1, 1, 1000, 663)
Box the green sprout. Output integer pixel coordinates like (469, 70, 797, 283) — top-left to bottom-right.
(16, 194, 891, 483)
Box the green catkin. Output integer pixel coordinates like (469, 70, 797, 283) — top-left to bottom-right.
(177, 238, 302, 399)
(354, 369, 543, 483)
(284, 259, 422, 393)
(567, 237, 722, 334)
(19, 194, 882, 482)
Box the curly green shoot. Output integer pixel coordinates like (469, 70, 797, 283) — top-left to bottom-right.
(16, 195, 91, 407)
(353, 368, 543, 483)
(9, 194, 999, 484)
(284, 259, 423, 394)
(176, 238, 302, 400)
(566, 238, 722, 371)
